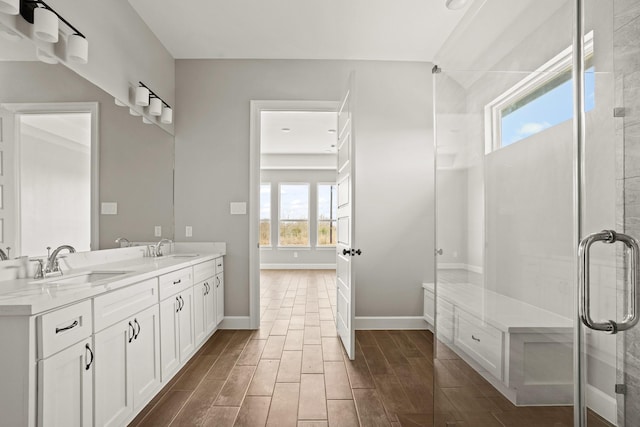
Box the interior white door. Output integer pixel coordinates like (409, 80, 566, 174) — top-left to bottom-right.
(336, 73, 357, 360)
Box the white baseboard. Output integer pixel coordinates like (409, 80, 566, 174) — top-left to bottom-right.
(439, 263, 483, 274)
(355, 316, 428, 330)
(260, 263, 336, 270)
(587, 384, 617, 425)
(220, 316, 252, 329)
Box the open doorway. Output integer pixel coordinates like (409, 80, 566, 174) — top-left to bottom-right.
(252, 105, 339, 338)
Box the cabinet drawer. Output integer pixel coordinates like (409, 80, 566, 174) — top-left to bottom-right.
(454, 311, 503, 380)
(93, 278, 159, 332)
(37, 300, 93, 360)
(159, 267, 193, 300)
(215, 257, 224, 274)
(194, 260, 215, 284)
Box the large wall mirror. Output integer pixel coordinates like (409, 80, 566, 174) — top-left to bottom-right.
(0, 37, 175, 258)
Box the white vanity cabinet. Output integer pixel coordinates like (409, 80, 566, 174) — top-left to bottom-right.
(214, 258, 224, 325)
(0, 251, 226, 427)
(93, 279, 161, 427)
(193, 259, 217, 346)
(36, 300, 94, 427)
(159, 267, 195, 380)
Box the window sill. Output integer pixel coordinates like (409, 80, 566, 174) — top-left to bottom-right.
(315, 246, 336, 250)
(278, 246, 311, 250)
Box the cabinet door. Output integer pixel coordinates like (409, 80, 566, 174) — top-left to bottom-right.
(38, 338, 93, 427)
(193, 281, 207, 346)
(178, 288, 195, 361)
(159, 296, 180, 381)
(205, 278, 217, 335)
(94, 320, 133, 427)
(131, 305, 161, 409)
(215, 274, 224, 326)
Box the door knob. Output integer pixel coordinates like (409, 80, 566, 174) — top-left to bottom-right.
(342, 249, 350, 256)
(436, 248, 443, 255)
(352, 249, 362, 256)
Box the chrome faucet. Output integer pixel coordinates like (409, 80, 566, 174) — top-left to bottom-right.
(115, 237, 131, 247)
(45, 245, 76, 276)
(154, 239, 172, 257)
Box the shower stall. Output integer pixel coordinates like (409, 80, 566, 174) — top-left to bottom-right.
(432, 0, 640, 425)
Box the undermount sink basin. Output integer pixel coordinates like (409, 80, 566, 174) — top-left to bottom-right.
(168, 254, 200, 258)
(39, 271, 131, 286)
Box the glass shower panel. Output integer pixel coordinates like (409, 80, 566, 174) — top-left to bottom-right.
(578, 0, 640, 425)
(434, 67, 577, 425)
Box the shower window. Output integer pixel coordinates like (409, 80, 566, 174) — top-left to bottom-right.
(485, 31, 594, 152)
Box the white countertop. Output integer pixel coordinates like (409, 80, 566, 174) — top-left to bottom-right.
(0, 248, 224, 316)
(423, 282, 572, 333)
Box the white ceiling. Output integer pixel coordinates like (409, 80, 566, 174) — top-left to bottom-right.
(261, 111, 337, 154)
(127, 0, 470, 61)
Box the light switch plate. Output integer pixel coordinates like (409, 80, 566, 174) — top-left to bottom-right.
(230, 202, 247, 215)
(101, 202, 118, 215)
(185, 226, 193, 237)
(154, 226, 162, 237)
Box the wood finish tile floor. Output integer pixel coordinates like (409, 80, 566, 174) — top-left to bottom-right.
(130, 270, 612, 427)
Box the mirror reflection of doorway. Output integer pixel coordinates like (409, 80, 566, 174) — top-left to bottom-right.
(18, 112, 92, 256)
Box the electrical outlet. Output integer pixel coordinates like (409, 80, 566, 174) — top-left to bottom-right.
(293, 251, 298, 258)
(154, 226, 162, 237)
(185, 226, 193, 237)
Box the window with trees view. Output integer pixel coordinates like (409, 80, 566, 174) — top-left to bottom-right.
(279, 183, 310, 247)
(317, 184, 337, 246)
(260, 183, 271, 246)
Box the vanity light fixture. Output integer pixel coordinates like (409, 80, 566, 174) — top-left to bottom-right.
(138, 82, 173, 124)
(20, 0, 89, 63)
(135, 86, 150, 106)
(0, 0, 19, 15)
(160, 106, 173, 124)
(149, 97, 162, 116)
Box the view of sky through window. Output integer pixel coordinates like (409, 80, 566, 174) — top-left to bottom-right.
(501, 67, 595, 147)
(280, 184, 309, 220)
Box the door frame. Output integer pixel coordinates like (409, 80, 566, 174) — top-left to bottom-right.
(249, 100, 340, 329)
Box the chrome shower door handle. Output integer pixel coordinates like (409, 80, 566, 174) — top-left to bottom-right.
(579, 230, 640, 334)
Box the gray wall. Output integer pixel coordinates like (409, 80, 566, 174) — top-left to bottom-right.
(0, 62, 175, 249)
(260, 169, 337, 267)
(174, 59, 434, 318)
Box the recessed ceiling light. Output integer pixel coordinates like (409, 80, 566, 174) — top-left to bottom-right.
(328, 129, 336, 133)
(281, 128, 291, 133)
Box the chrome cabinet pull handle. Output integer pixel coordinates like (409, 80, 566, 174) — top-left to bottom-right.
(173, 279, 181, 285)
(579, 230, 640, 334)
(471, 335, 480, 342)
(55, 320, 78, 334)
(176, 297, 180, 313)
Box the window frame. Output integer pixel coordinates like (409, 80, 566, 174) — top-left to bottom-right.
(316, 182, 337, 248)
(259, 182, 272, 249)
(277, 182, 311, 248)
(484, 31, 594, 153)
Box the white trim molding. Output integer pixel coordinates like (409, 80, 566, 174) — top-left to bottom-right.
(260, 263, 336, 270)
(354, 316, 428, 330)
(586, 384, 616, 426)
(219, 316, 252, 330)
